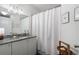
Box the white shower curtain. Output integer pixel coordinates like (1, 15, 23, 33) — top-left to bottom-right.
(38, 12, 45, 53)
(31, 7, 61, 55)
(39, 9, 56, 54)
(47, 9, 55, 54)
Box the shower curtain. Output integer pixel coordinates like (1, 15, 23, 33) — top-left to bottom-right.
(31, 7, 61, 55)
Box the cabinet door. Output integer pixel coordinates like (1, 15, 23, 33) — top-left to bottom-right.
(27, 38, 37, 55)
(12, 40, 28, 55)
(0, 43, 11, 55)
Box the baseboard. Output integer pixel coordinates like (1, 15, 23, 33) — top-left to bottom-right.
(37, 50, 50, 55)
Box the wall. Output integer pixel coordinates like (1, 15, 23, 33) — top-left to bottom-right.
(61, 4, 79, 54)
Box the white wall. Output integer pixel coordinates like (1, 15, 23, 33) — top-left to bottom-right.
(61, 4, 79, 54)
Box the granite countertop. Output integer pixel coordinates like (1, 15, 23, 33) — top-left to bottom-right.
(0, 36, 36, 45)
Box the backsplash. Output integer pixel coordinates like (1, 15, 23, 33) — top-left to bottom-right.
(4, 33, 30, 38)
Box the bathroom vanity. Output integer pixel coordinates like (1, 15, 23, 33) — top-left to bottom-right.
(0, 36, 37, 55)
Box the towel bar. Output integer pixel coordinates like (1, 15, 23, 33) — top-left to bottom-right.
(74, 45, 79, 48)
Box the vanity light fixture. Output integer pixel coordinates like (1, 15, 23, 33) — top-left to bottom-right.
(0, 4, 26, 16)
(0, 11, 10, 18)
(1, 11, 8, 15)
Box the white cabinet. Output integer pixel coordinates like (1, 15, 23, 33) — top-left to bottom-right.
(0, 43, 11, 55)
(27, 38, 37, 55)
(0, 37, 36, 55)
(12, 39, 28, 55)
(12, 38, 36, 55)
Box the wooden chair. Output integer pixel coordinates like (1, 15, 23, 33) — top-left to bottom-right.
(57, 41, 73, 55)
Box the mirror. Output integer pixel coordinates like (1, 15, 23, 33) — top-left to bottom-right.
(0, 6, 30, 37)
(11, 14, 29, 36)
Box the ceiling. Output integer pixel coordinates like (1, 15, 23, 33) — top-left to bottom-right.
(0, 4, 61, 17)
(15, 4, 61, 16)
(31, 4, 61, 11)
